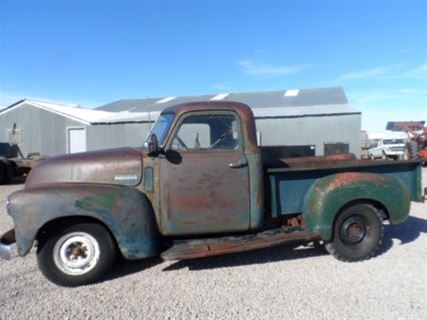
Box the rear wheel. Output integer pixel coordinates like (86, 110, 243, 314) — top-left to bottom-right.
(325, 204, 383, 262)
(37, 222, 117, 287)
(404, 141, 419, 160)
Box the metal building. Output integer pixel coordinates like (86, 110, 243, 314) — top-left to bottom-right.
(98, 87, 361, 157)
(0, 99, 152, 158)
(0, 87, 361, 158)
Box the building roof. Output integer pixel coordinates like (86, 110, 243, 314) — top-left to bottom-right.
(93, 110, 160, 124)
(0, 87, 359, 126)
(97, 87, 351, 113)
(0, 99, 117, 125)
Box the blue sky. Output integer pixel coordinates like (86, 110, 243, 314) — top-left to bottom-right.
(0, 0, 426, 131)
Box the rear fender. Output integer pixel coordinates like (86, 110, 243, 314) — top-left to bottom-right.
(7, 184, 161, 259)
(303, 172, 411, 240)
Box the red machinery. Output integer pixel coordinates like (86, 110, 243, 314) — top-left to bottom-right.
(386, 121, 427, 162)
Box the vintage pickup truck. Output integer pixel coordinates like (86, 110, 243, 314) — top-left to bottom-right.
(0, 102, 424, 286)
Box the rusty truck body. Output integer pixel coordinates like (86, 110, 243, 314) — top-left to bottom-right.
(0, 101, 424, 286)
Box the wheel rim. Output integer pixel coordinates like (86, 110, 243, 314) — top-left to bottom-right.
(53, 232, 100, 276)
(339, 216, 368, 245)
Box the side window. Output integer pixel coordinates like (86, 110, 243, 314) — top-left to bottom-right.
(171, 114, 240, 151)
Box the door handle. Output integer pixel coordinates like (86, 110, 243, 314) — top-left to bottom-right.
(229, 159, 248, 168)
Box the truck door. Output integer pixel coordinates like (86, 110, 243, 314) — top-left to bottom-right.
(159, 111, 250, 235)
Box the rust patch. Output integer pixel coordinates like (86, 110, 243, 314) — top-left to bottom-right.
(159, 147, 250, 235)
(161, 227, 318, 260)
(324, 172, 386, 194)
(25, 147, 144, 189)
(275, 153, 357, 169)
(284, 215, 304, 228)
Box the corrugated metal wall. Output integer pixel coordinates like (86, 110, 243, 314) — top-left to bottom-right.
(0, 103, 84, 157)
(0, 104, 361, 158)
(86, 123, 152, 151)
(255, 114, 361, 156)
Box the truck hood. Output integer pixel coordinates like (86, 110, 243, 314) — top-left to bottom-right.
(25, 147, 144, 189)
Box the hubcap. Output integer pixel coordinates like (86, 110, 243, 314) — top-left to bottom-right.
(53, 232, 100, 276)
(340, 216, 367, 245)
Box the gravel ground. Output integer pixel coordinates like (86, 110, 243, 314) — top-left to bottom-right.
(0, 170, 426, 320)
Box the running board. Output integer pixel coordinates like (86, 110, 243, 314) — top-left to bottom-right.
(161, 227, 317, 261)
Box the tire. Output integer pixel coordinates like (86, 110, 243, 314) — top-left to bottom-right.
(381, 152, 387, 160)
(325, 204, 383, 262)
(0, 157, 13, 185)
(0, 161, 7, 185)
(405, 141, 419, 160)
(410, 141, 419, 159)
(37, 222, 117, 287)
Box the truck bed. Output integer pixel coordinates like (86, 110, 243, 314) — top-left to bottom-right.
(264, 154, 423, 217)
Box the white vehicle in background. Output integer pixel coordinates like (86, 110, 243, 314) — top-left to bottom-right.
(368, 133, 408, 160)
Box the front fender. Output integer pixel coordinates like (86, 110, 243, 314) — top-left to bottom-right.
(303, 172, 411, 240)
(7, 183, 161, 259)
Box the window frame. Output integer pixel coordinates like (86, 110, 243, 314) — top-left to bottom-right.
(145, 112, 175, 147)
(165, 110, 243, 153)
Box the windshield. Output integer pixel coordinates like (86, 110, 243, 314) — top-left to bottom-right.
(383, 139, 405, 145)
(145, 113, 174, 146)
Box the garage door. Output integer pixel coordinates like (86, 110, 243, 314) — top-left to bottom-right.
(68, 128, 86, 154)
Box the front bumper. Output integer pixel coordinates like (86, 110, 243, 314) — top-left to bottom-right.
(0, 229, 15, 260)
(385, 151, 404, 156)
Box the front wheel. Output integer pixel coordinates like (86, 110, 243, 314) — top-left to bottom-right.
(37, 222, 117, 287)
(0, 157, 13, 185)
(325, 204, 383, 262)
(381, 152, 387, 160)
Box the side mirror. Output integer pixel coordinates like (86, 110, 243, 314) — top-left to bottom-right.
(148, 133, 161, 156)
